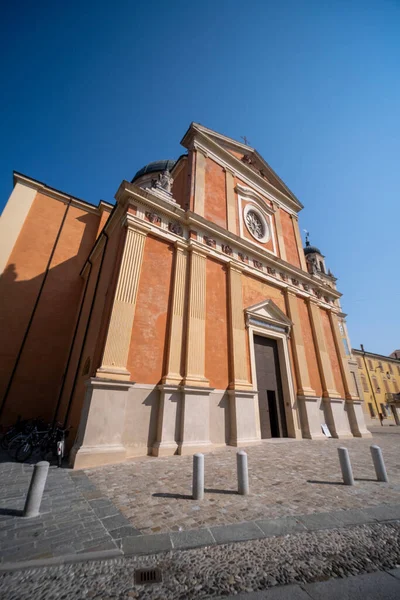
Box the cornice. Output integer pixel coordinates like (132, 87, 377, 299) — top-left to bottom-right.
(235, 184, 276, 215)
(13, 172, 113, 216)
(352, 349, 400, 364)
(181, 128, 302, 214)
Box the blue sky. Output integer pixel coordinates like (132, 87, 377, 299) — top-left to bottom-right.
(1, 0, 399, 355)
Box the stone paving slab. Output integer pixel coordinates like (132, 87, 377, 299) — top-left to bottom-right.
(255, 516, 307, 537)
(2, 521, 400, 599)
(0, 456, 139, 564)
(85, 431, 400, 535)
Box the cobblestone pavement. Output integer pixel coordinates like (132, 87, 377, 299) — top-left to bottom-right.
(86, 430, 400, 535)
(0, 457, 140, 564)
(1, 521, 400, 599)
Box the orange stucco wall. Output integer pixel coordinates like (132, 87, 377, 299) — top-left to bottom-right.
(0, 191, 101, 425)
(320, 309, 345, 398)
(127, 236, 174, 384)
(205, 258, 229, 388)
(204, 157, 227, 229)
(59, 220, 126, 436)
(280, 209, 300, 268)
(297, 298, 322, 396)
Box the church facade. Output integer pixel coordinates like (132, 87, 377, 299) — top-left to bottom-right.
(0, 123, 370, 468)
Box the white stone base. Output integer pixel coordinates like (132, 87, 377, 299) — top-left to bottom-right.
(69, 378, 132, 469)
(297, 396, 326, 440)
(228, 389, 261, 446)
(346, 400, 373, 437)
(322, 398, 353, 438)
(177, 386, 213, 455)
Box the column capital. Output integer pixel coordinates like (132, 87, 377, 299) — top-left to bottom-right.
(174, 239, 187, 252)
(123, 213, 152, 235)
(227, 259, 245, 274)
(187, 241, 210, 257)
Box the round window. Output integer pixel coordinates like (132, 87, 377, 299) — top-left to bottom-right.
(243, 204, 270, 243)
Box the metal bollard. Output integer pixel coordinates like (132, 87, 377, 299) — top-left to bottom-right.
(337, 447, 354, 486)
(23, 461, 50, 518)
(370, 445, 389, 482)
(192, 453, 204, 500)
(237, 450, 249, 495)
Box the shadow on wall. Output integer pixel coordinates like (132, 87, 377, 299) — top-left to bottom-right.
(0, 212, 99, 429)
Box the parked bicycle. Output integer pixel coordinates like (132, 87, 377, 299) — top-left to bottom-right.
(15, 423, 69, 464)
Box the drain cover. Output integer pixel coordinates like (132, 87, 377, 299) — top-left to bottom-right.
(134, 567, 162, 585)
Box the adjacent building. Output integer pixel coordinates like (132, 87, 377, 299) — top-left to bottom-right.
(353, 347, 400, 425)
(0, 123, 370, 468)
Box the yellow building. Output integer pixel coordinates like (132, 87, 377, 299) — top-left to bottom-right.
(352, 347, 400, 425)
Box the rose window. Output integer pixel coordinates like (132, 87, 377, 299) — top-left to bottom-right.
(243, 205, 270, 243)
(246, 210, 265, 240)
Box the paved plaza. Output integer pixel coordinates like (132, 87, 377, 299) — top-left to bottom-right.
(0, 426, 400, 598)
(86, 428, 400, 535)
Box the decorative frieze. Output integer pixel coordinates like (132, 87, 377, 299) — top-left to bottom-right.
(145, 211, 161, 226)
(267, 266, 276, 275)
(253, 259, 263, 270)
(238, 252, 249, 264)
(280, 272, 288, 281)
(291, 278, 299, 286)
(204, 236, 216, 248)
(168, 222, 183, 236)
(222, 244, 233, 256)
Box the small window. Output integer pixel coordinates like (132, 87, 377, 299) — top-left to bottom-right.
(361, 375, 369, 393)
(380, 404, 387, 417)
(368, 403, 375, 417)
(319, 261, 325, 274)
(357, 357, 362, 369)
(372, 377, 380, 393)
(383, 379, 390, 394)
(368, 359, 373, 370)
(388, 363, 393, 374)
(378, 361, 383, 371)
(397, 366, 400, 376)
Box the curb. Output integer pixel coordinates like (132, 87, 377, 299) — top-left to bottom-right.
(1, 504, 400, 573)
(0, 548, 123, 573)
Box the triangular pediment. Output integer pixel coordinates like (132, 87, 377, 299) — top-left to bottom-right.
(245, 299, 292, 332)
(181, 123, 303, 209)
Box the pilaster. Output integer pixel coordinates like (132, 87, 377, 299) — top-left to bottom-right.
(194, 148, 207, 217)
(273, 204, 287, 261)
(306, 299, 341, 399)
(183, 243, 209, 387)
(96, 215, 150, 380)
(162, 241, 188, 384)
(227, 261, 253, 390)
(284, 290, 316, 397)
(225, 168, 237, 235)
(328, 311, 372, 438)
(328, 311, 357, 400)
(291, 214, 308, 271)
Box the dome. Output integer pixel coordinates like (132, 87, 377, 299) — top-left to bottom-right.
(132, 160, 176, 183)
(304, 244, 322, 255)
